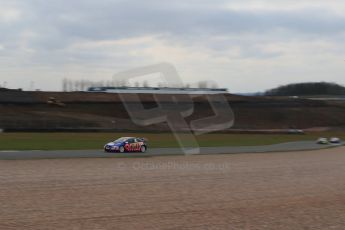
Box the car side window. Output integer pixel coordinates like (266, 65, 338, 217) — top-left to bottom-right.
(128, 139, 134, 144)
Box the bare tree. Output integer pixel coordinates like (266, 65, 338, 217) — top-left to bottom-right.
(197, 81, 208, 88)
(68, 79, 73, 91)
(142, 80, 149, 87)
(62, 78, 68, 91)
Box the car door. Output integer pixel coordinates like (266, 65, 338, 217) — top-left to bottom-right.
(127, 138, 137, 151)
(132, 138, 140, 151)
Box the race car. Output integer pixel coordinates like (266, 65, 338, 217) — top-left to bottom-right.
(104, 137, 148, 153)
(329, 137, 341, 144)
(316, 137, 329, 145)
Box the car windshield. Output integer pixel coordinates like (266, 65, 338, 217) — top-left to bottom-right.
(113, 138, 129, 143)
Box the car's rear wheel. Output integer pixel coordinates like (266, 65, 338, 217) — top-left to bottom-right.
(119, 146, 125, 153)
(140, 145, 146, 153)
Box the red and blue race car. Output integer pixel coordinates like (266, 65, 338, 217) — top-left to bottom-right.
(104, 137, 148, 153)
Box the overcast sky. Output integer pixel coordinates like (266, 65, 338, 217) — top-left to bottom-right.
(0, 0, 345, 92)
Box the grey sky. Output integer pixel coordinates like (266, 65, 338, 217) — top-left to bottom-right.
(0, 0, 345, 92)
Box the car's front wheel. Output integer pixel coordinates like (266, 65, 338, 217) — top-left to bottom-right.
(140, 145, 146, 153)
(119, 146, 125, 153)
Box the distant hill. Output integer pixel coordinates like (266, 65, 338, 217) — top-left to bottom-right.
(265, 82, 345, 96)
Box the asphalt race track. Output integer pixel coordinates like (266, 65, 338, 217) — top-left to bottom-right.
(0, 141, 343, 160)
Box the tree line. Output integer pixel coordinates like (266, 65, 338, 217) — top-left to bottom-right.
(62, 78, 218, 91)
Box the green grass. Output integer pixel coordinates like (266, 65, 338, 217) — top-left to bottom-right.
(0, 132, 344, 151)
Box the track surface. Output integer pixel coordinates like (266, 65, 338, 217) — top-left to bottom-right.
(0, 141, 341, 160)
(1, 147, 345, 229)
